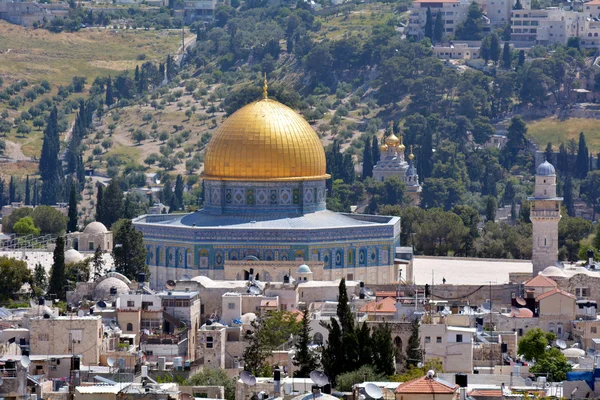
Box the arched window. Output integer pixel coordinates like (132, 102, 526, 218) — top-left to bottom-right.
(313, 332, 324, 345)
(394, 336, 403, 352)
(127, 323, 133, 332)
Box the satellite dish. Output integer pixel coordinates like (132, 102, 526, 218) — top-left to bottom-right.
(97, 301, 107, 309)
(247, 286, 261, 295)
(524, 378, 533, 386)
(364, 383, 383, 400)
(363, 287, 374, 297)
(516, 297, 526, 306)
(481, 301, 491, 313)
(107, 357, 115, 367)
(166, 280, 176, 289)
(572, 343, 580, 348)
(20, 356, 30, 368)
(77, 310, 84, 317)
(417, 362, 423, 368)
(556, 339, 567, 350)
(588, 348, 597, 356)
(310, 370, 329, 386)
(426, 370, 435, 378)
(240, 371, 257, 386)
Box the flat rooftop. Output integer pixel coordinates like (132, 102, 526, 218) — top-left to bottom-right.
(412, 257, 532, 285)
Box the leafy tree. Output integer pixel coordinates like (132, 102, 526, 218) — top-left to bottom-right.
(13, 216, 40, 236)
(293, 309, 319, 377)
(582, 171, 600, 220)
(0, 257, 32, 301)
(186, 369, 236, 400)
(559, 214, 592, 261)
(503, 116, 528, 169)
(575, 132, 589, 179)
(48, 236, 66, 300)
(502, 42, 511, 69)
(260, 310, 301, 349)
(32, 206, 68, 234)
(455, 2, 483, 40)
(335, 366, 384, 392)
(67, 183, 78, 233)
(529, 348, 571, 382)
(433, 11, 443, 42)
(92, 246, 105, 281)
(518, 328, 555, 361)
(393, 359, 444, 382)
(112, 219, 148, 280)
(424, 7, 433, 40)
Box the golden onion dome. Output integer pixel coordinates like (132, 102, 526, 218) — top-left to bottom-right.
(380, 143, 388, 152)
(398, 137, 406, 152)
(385, 133, 400, 147)
(203, 98, 329, 181)
(409, 145, 415, 160)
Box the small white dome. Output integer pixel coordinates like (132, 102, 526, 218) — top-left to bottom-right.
(65, 249, 84, 264)
(541, 266, 567, 277)
(297, 264, 312, 274)
(94, 277, 130, 300)
(84, 221, 108, 234)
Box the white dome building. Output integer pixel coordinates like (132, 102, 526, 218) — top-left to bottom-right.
(93, 276, 130, 301)
(64, 249, 84, 264)
(67, 221, 113, 253)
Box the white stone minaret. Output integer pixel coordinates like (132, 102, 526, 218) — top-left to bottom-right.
(529, 161, 562, 276)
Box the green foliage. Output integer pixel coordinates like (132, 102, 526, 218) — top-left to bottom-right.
(48, 236, 66, 300)
(260, 310, 302, 350)
(3, 206, 67, 235)
(13, 216, 40, 236)
(529, 347, 571, 382)
(393, 359, 443, 382)
(455, 2, 483, 40)
(335, 365, 385, 392)
(243, 318, 269, 376)
(293, 309, 320, 378)
(186, 369, 236, 400)
(112, 218, 148, 280)
(517, 328, 556, 361)
(0, 257, 32, 301)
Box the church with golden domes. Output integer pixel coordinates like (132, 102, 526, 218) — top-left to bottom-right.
(133, 90, 401, 289)
(373, 130, 422, 205)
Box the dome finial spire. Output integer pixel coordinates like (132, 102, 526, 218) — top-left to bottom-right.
(409, 145, 415, 160)
(263, 73, 268, 100)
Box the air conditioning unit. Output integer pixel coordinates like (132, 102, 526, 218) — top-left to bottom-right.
(500, 308, 508, 313)
(50, 365, 57, 371)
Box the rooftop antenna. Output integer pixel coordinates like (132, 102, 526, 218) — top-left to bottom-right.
(364, 383, 383, 400)
(556, 339, 567, 350)
(426, 370, 435, 379)
(20, 356, 30, 369)
(166, 280, 176, 290)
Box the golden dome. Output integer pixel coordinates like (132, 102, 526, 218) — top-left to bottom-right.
(385, 133, 400, 147)
(409, 145, 415, 160)
(398, 136, 406, 152)
(380, 143, 388, 152)
(203, 99, 329, 181)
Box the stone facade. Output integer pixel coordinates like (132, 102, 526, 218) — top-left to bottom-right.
(197, 323, 226, 369)
(420, 323, 474, 373)
(29, 316, 103, 365)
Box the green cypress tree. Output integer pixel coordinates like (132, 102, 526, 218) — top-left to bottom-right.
(105, 76, 114, 107)
(433, 11, 443, 42)
(576, 132, 589, 179)
(518, 50, 525, 67)
(420, 130, 434, 179)
(95, 184, 104, 223)
(424, 7, 433, 40)
(597, 153, 600, 170)
(564, 175, 575, 217)
(405, 320, 422, 369)
(0, 179, 6, 207)
(25, 175, 30, 205)
(112, 219, 148, 280)
(40, 107, 63, 205)
(356, 321, 373, 366)
(486, 196, 498, 222)
(102, 179, 124, 228)
(490, 33, 501, 64)
(67, 183, 78, 233)
(174, 174, 184, 211)
(321, 318, 343, 385)
(92, 246, 105, 281)
(32, 180, 38, 206)
(293, 309, 319, 377)
(49, 236, 66, 300)
(545, 142, 553, 162)
(362, 136, 373, 179)
(371, 136, 381, 165)
(502, 42, 511, 69)
(34, 262, 47, 293)
(372, 324, 395, 376)
(9, 176, 15, 203)
(336, 278, 354, 334)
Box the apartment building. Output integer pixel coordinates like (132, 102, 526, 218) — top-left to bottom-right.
(408, 0, 471, 38)
(421, 323, 475, 372)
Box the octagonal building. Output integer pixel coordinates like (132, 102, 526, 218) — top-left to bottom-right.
(133, 96, 401, 288)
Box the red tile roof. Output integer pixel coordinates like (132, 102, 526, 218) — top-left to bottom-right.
(525, 274, 558, 288)
(376, 291, 398, 298)
(470, 389, 503, 397)
(536, 288, 576, 301)
(414, 0, 459, 3)
(395, 376, 458, 394)
(586, 0, 600, 5)
(359, 297, 397, 314)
